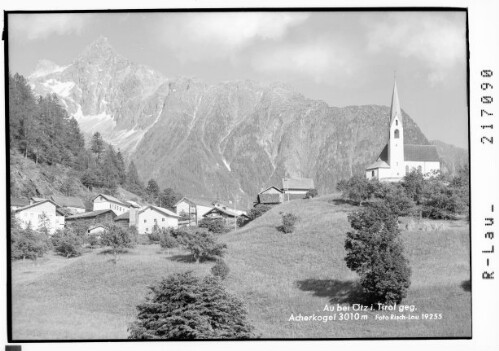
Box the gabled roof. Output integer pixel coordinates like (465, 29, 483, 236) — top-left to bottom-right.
(66, 209, 115, 220)
(141, 206, 180, 218)
(365, 160, 390, 170)
(114, 211, 130, 221)
(258, 186, 283, 194)
(174, 197, 217, 208)
(404, 145, 440, 162)
(49, 195, 85, 209)
(203, 206, 240, 218)
(14, 199, 58, 213)
(282, 178, 315, 190)
(31, 197, 46, 203)
(11, 197, 29, 207)
(93, 193, 127, 206)
(125, 200, 141, 208)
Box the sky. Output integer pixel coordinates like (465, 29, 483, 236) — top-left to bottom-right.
(8, 11, 468, 148)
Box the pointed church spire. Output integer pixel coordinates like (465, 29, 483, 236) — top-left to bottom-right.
(390, 78, 402, 126)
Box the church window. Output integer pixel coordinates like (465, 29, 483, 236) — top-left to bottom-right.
(418, 165, 422, 173)
(394, 129, 400, 139)
(406, 165, 409, 174)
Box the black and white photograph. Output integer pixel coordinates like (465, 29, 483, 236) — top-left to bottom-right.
(2, 5, 480, 344)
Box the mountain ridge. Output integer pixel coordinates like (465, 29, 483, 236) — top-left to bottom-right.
(28, 37, 467, 204)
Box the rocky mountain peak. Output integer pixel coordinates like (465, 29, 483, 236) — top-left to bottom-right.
(76, 36, 124, 65)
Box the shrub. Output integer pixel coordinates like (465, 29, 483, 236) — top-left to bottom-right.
(402, 169, 426, 204)
(159, 228, 178, 249)
(305, 189, 319, 199)
(345, 202, 411, 305)
(148, 225, 162, 243)
(278, 212, 298, 233)
(382, 184, 415, 217)
(87, 233, 100, 248)
(128, 272, 254, 339)
(100, 224, 137, 263)
(53, 228, 83, 258)
(211, 259, 230, 280)
(181, 229, 227, 263)
(338, 176, 378, 205)
(11, 223, 49, 261)
(198, 217, 229, 234)
(422, 180, 467, 219)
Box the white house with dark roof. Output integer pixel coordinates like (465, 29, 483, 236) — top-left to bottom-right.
(115, 206, 179, 234)
(365, 79, 440, 182)
(14, 199, 65, 234)
(92, 194, 129, 215)
(174, 197, 218, 225)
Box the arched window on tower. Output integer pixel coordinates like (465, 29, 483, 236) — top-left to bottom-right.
(394, 129, 400, 139)
(395, 120, 398, 126)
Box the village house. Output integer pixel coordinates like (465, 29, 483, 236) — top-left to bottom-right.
(202, 205, 248, 226)
(174, 197, 218, 226)
(256, 186, 284, 205)
(65, 209, 117, 229)
(365, 79, 441, 182)
(281, 178, 315, 200)
(114, 205, 179, 234)
(92, 194, 129, 215)
(14, 199, 65, 234)
(49, 195, 86, 215)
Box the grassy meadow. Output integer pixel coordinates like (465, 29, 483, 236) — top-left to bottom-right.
(11, 195, 471, 339)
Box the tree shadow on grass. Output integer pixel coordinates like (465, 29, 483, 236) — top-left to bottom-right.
(98, 248, 132, 255)
(461, 279, 471, 292)
(296, 278, 368, 305)
(167, 254, 220, 264)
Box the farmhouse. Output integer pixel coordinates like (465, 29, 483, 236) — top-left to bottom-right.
(14, 199, 65, 234)
(203, 205, 248, 225)
(49, 195, 86, 215)
(257, 186, 284, 205)
(174, 197, 217, 225)
(65, 209, 117, 228)
(92, 194, 129, 215)
(282, 178, 315, 200)
(115, 206, 179, 234)
(365, 80, 441, 182)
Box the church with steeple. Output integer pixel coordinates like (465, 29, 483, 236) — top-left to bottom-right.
(365, 79, 441, 182)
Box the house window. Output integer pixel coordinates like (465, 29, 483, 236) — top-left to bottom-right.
(371, 170, 375, 177)
(145, 227, 149, 232)
(162, 218, 165, 222)
(144, 219, 147, 223)
(394, 129, 400, 139)
(154, 218, 157, 223)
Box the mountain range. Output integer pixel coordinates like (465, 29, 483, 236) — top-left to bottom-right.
(28, 36, 468, 205)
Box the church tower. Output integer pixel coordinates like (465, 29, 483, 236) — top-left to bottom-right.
(388, 79, 405, 178)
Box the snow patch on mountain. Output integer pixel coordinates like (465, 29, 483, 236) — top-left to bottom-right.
(42, 79, 75, 98)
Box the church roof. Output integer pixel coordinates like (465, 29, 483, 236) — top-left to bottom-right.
(376, 144, 440, 163)
(366, 160, 390, 170)
(404, 144, 440, 162)
(390, 79, 403, 126)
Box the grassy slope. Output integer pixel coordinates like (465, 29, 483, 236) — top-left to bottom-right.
(11, 195, 471, 339)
